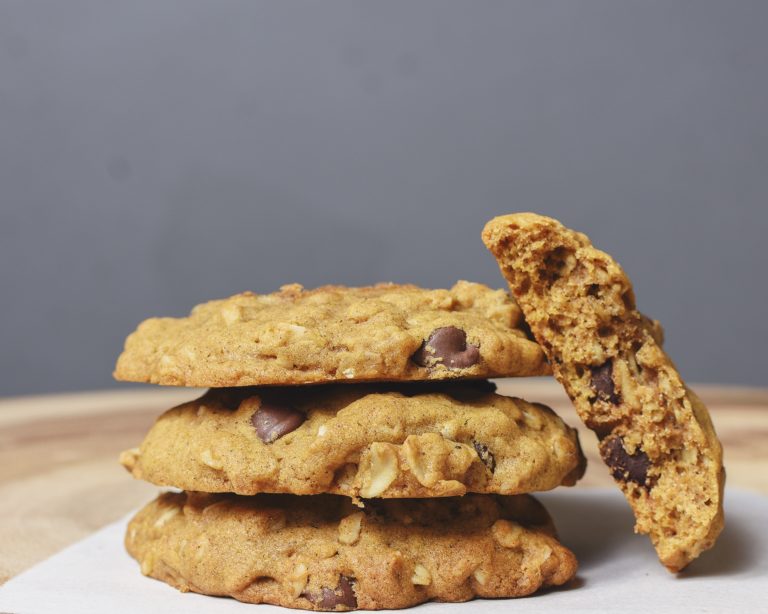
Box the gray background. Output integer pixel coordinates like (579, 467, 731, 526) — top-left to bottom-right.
(1, 1, 767, 396)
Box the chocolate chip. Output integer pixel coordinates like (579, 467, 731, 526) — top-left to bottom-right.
(590, 360, 620, 404)
(602, 436, 651, 487)
(411, 327, 480, 369)
(473, 441, 496, 473)
(303, 576, 357, 610)
(251, 403, 305, 443)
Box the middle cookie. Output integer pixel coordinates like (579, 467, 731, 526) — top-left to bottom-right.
(121, 383, 586, 499)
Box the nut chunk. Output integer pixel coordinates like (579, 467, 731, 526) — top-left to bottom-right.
(483, 212, 724, 572)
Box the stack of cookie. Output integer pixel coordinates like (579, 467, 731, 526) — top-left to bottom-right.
(115, 281, 587, 609)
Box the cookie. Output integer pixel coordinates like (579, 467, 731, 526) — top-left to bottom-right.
(126, 491, 577, 610)
(482, 212, 724, 572)
(120, 382, 586, 498)
(114, 281, 550, 387)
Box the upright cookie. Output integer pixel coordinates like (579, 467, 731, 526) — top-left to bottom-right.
(114, 281, 549, 387)
(483, 213, 724, 572)
(126, 491, 577, 610)
(121, 383, 585, 498)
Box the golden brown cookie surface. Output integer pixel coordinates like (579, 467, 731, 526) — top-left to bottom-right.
(114, 281, 549, 387)
(126, 491, 577, 610)
(121, 383, 585, 498)
(483, 212, 724, 572)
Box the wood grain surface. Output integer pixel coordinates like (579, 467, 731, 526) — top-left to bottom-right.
(1, 381, 766, 585)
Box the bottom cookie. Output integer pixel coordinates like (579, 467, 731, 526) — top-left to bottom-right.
(126, 492, 577, 610)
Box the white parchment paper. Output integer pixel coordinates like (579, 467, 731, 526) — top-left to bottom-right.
(1, 489, 766, 614)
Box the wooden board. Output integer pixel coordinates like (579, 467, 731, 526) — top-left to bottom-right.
(1, 382, 766, 585)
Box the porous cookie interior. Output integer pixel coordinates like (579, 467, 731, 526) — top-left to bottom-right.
(121, 382, 586, 499)
(114, 281, 550, 387)
(126, 491, 577, 610)
(483, 213, 724, 572)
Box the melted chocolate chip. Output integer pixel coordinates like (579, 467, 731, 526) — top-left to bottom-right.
(303, 576, 357, 609)
(590, 360, 620, 404)
(411, 327, 480, 369)
(251, 403, 305, 443)
(602, 436, 651, 487)
(473, 441, 496, 473)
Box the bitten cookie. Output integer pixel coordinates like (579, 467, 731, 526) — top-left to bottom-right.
(120, 383, 585, 498)
(126, 491, 577, 610)
(114, 281, 549, 387)
(483, 212, 724, 572)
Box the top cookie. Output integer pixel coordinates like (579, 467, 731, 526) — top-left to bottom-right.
(483, 213, 725, 572)
(114, 281, 549, 387)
